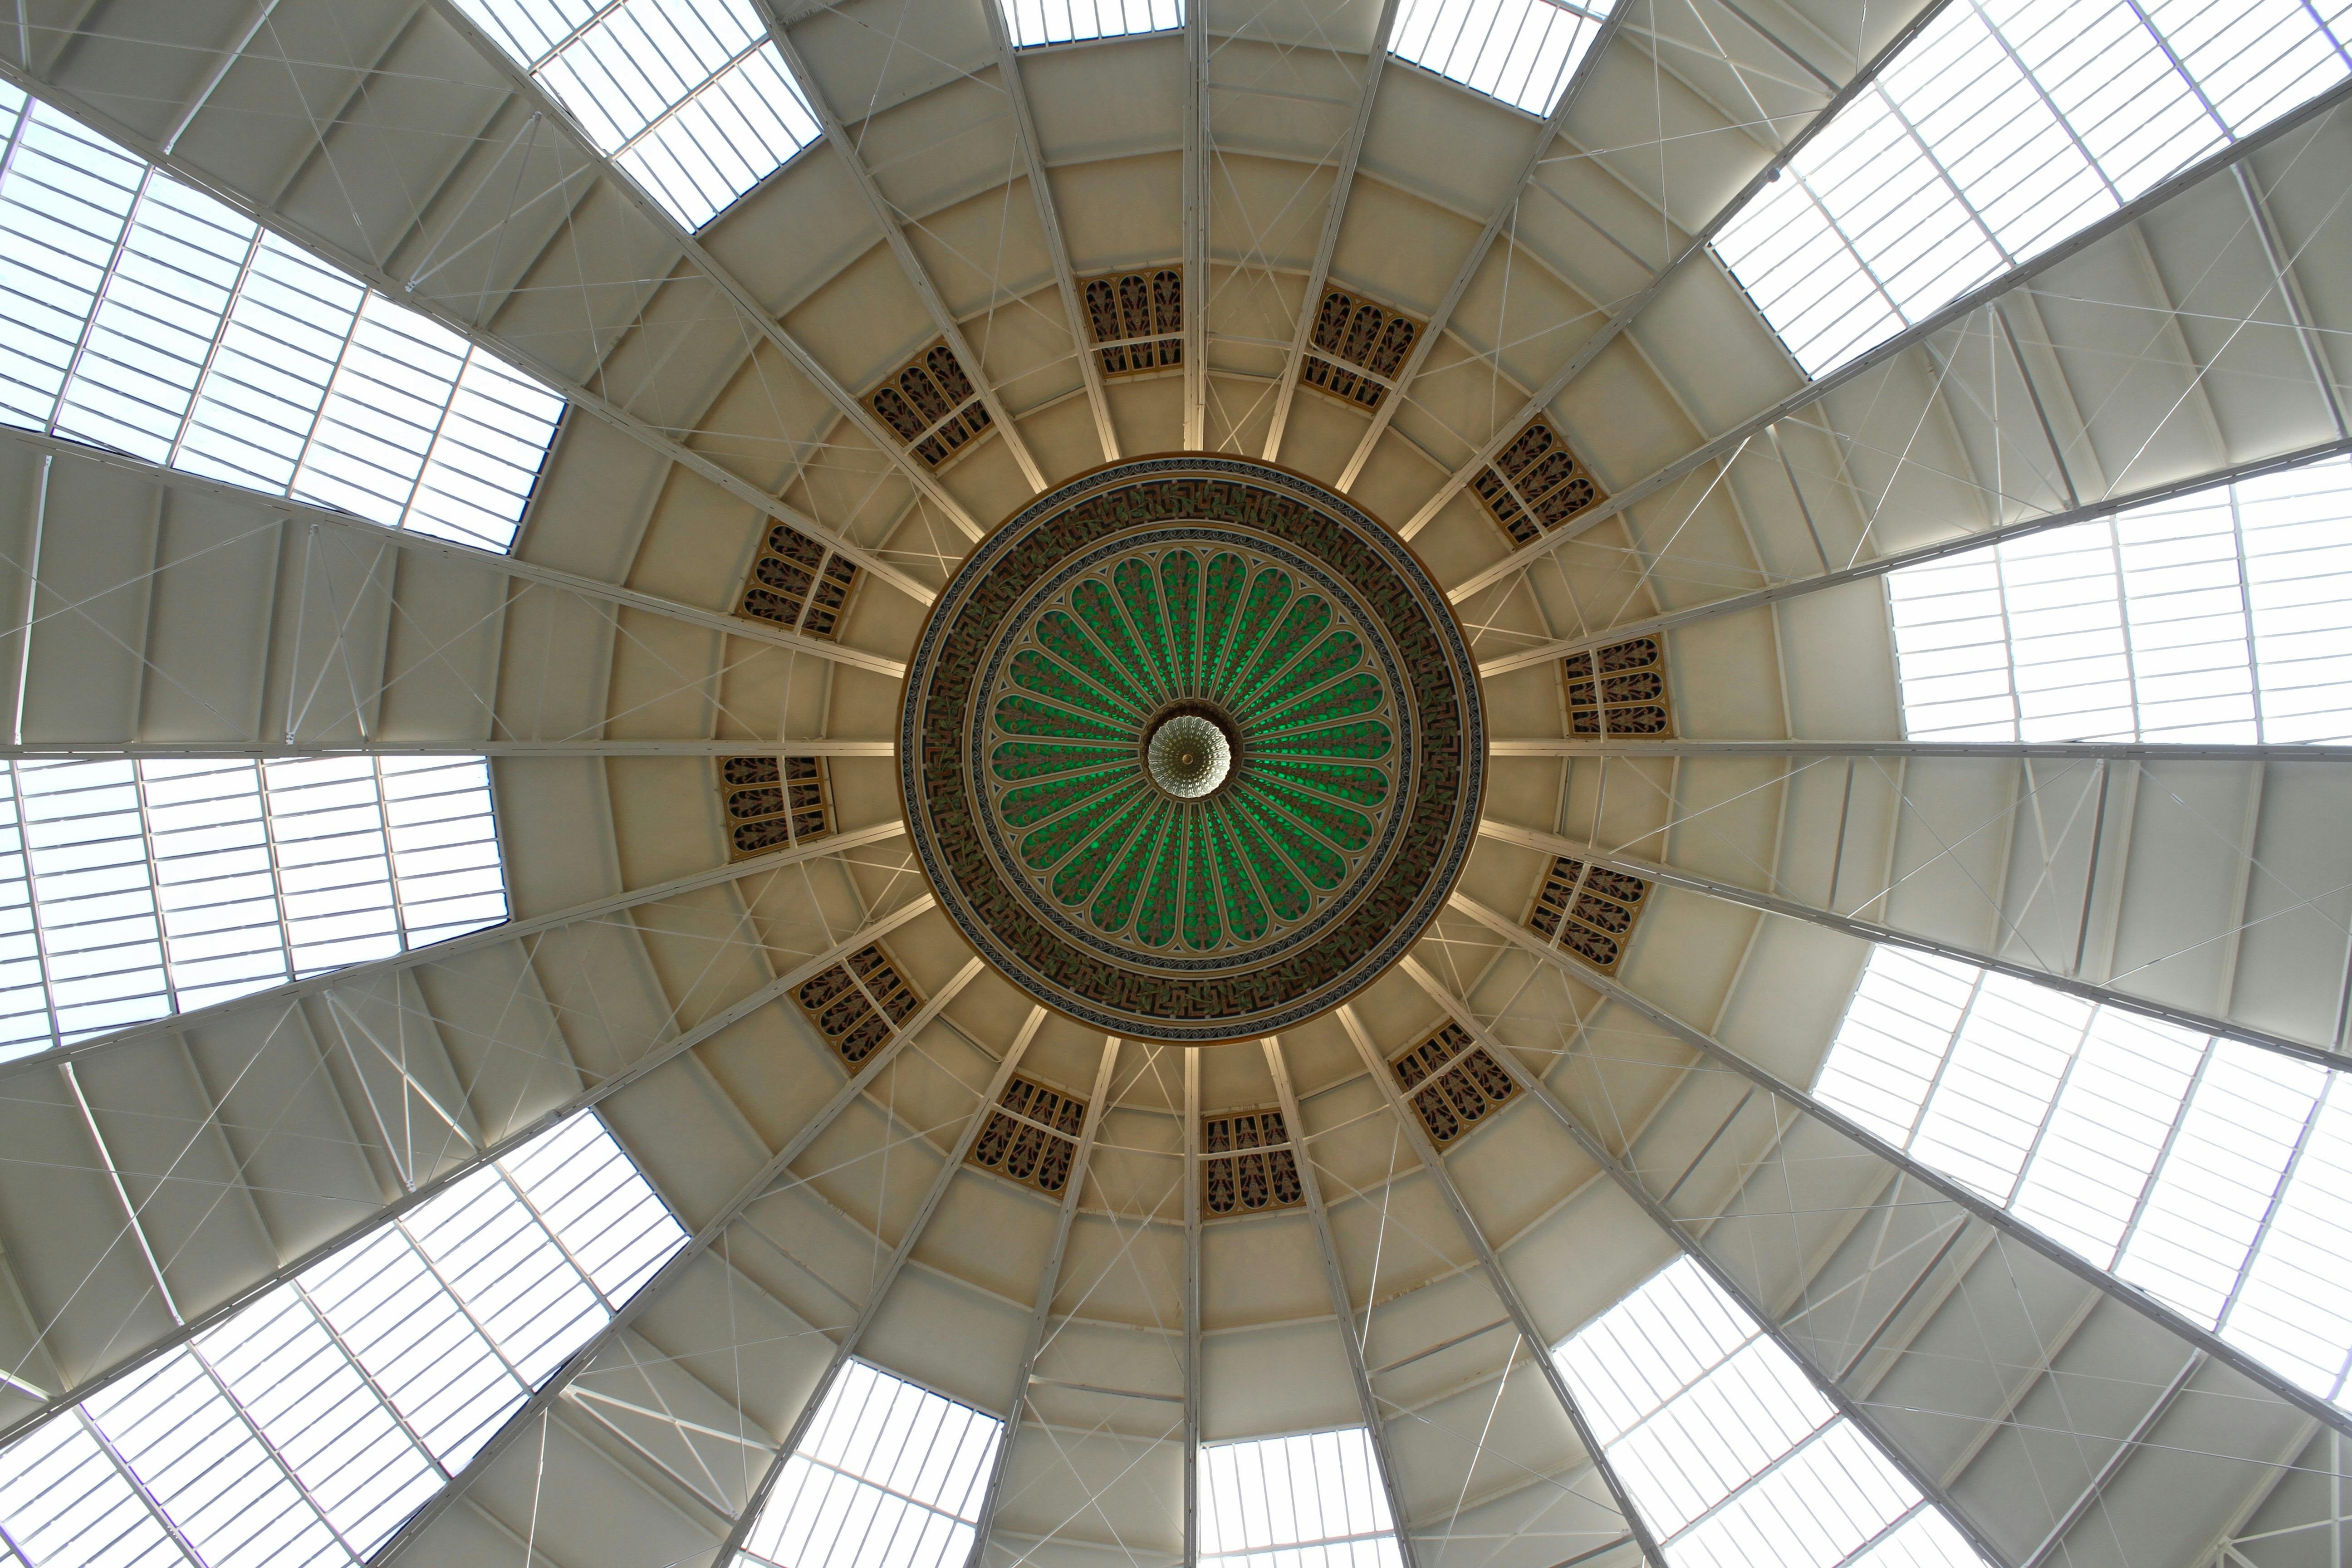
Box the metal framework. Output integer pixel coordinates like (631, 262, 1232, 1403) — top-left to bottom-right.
(755, 5, 1048, 492)
(1260, 1035, 1420, 1568)
(1333, 1003, 1668, 1568)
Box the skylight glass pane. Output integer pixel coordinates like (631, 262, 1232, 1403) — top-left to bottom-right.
(0, 84, 562, 553)
(1712, 0, 2352, 374)
(1200, 1427, 1402, 1568)
(0, 1112, 686, 1566)
(736, 1361, 1003, 1568)
(0, 756, 509, 1063)
(448, 0, 819, 231)
(1818, 946, 2352, 1404)
(1887, 456, 2352, 744)
(1557, 1259, 1979, 1568)
(1391, 0, 1612, 117)
(1002, 0, 1183, 47)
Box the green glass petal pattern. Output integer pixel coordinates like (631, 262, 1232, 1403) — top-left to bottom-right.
(913, 457, 1484, 1044)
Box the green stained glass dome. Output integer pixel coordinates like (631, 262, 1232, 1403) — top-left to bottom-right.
(901, 457, 1484, 1044)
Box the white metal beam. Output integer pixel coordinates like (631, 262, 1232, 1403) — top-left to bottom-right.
(369, 951, 990, 1564)
(1259, 0, 1405, 462)
(978, 1, 1119, 464)
(965, 1032, 1122, 1568)
(1488, 737, 2352, 763)
(1447, 74, 2352, 606)
(1182, 1045, 1203, 1568)
(416, 0, 988, 539)
(1261, 1035, 1420, 1568)
(1476, 816, 2352, 1071)
(755, 5, 1048, 492)
(1334, 1003, 1666, 1568)
(0, 740, 897, 758)
(1445, 888, 2352, 1444)
(1184, 0, 1209, 451)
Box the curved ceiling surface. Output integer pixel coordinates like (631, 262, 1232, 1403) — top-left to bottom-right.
(0, 3, 2347, 1568)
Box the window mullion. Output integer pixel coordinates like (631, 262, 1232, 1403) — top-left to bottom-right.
(2004, 1002, 2099, 1207)
(370, 758, 414, 953)
(289, 1277, 450, 1479)
(391, 1220, 534, 1395)
(287, 294, 372, 505)
(1870, 83, 2014, 268)
(1905, 967, 1988, 1148)
(2215, 1073, 2331, 1334)
(491, 1158, 613, 1314)
(2117, 0, 2231, 139)
(165, 227, 266, 469)
(71, 1405, 207, 1568)
(2227, 483, 2266, 743)
(2111, 1034, 2219, 1267)
(181, 1342, 366, 1564)
(44, 165, 155, 438)
(1961, 0, 2121, 205)
(1657, 1411, 1842, 1546)
(127, 764, 183, 1018)
(2107, 517, 2146, 740)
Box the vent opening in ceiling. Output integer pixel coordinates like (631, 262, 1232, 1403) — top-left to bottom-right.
(1301, 289, 1419, 412)
(795, 943, 922, 1066)
(1393, 1023, 1519, 1147)
(1202, 1107, 1304, 1215)
(868, 343, 995, 469)
(1564, 636, 1672, 737)
(738, 522, 860, 640)
(721, 756, 835, 859)
(1082, 268, 1186, 379)
(970, 1075, 1088, 1196)
(1527, 856, 1649, 975)
(1471, 416, 1605, 546)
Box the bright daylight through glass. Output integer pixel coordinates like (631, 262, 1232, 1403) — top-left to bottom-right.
(1200, 1427, 1403, 1568)
(1713, 0, 2352, 374)
(1818, 946, 2352, 1406)
(0, 85, 564, 554)
(0, 1112, 684, 1567)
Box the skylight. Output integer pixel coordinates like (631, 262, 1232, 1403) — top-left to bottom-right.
(1002, 0, 1182, 48)
(1712, 0, 2352, 374)
(1200, 1427, 1404, 1568)
(1556, 1258, 1982, 1568)
(0, 1111, 686, 1566)
(0, 756, 508, 1061)
(1390, 0, 1612, 117)
(0, 86, 563, 553)
(735, 1360, 1002, 1568)
(1886, 456, 2352, 742)
(1817, 946, 2352, 1406)
(448, 0, 820, 231)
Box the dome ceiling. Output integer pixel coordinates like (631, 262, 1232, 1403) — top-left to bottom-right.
(0, 2, 2348, 1568)
(904, 456, 1481, 1041)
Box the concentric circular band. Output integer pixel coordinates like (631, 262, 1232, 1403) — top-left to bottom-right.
(899, 456, 1485, 1044)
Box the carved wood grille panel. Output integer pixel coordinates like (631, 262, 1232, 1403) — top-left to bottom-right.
(970, 1075, 1087, 1196)
(794, 943, 921, 1066)
(1201, 1107, 1304, 1215)
(1301, 289, 1417, 412)
(739, 523, 859, 639)
(868, 341, 995, 467)
(1082, 268, 1184, 378)
(1527, 855, 1649, 974)
(1472, 416, 1604, 545)
(721, 756, 833, 860)
(1563, 636, 1671, 736)
(1392, 1024, 1519, 1147)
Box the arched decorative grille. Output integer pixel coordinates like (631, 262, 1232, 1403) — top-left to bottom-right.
(1081, 268, 1185, 378)
(721, 756, 833, 859)
(1300, 289, 1419, 412)
(1563, 636, 1672, 737)
(1526, 855, 1650, 975)
(794, 942, 922, 1066)
(738, 522, 859, 639)
(1201, 1107, 1305, 1215)
(1471, 415, 1606, 544)
(867, 341, 995, 467)
(1392, 1024, 1520, 1147)
(970, 1076, 1088, 1195)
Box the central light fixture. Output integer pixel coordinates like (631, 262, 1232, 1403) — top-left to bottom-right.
(1145, 712, 1231, 798)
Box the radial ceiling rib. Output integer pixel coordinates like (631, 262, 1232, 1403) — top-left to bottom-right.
(966, 1031, 1119, 1568)
(1448, 74, 2352, 608)
(370, 952, 990, 1565)
(0, 740, 897, 757)
(1392, 958, 2011, 1568)
(2, 429, 909, 678)
(1181, 1045, 1203, 1568)
(755, 6, 1048, 493)
(1389, 0, 1955, 538)
(1260, 1035, 1420, 1568)
(1183, 0, 1208, 451)
(2235, 164, 2350, 441)
(1490, 738, 2352, 763)
(710, 1001, 1037, 1563)
(1445, 888, 2352, 1446)
(978, 0, 1118, 465)
(1258, 0, 1404, 463)
(414, 0, 987, 540)
(0, 862, 926, 1447)
(1334, 1003, 1668, 1568)
(1477, 433, 2352, 677)
(1477, 817, 2349, 1070)
(1334, 36, 1629, 489)
(0, 822, 911, 1083)
(0, 68, 938, 608)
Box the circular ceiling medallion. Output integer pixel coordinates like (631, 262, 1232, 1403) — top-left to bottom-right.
(900, 456, 1485, 1044)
